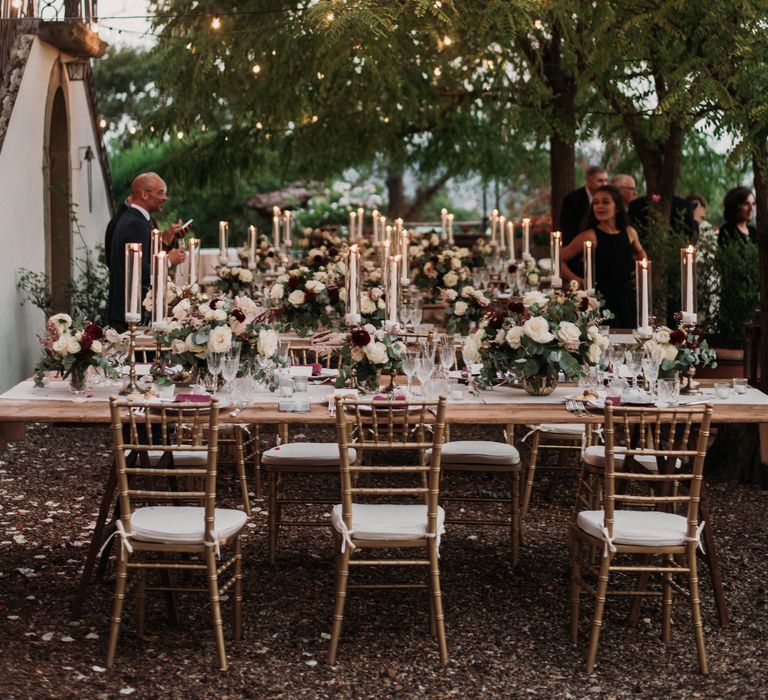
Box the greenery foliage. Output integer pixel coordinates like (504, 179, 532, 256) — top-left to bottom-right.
(713, 242, 760, 348)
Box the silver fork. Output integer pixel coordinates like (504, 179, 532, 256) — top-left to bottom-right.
(566, 400, 588, 417)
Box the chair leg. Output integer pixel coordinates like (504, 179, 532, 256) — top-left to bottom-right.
(662, 554, 673, 643)
(327, 544, 351, 664)
(586, 553, 611, 673)
(135, 567, 147, 638)
(687, 545, 709, 674)
(206, 547, 228, 671)
(628, 554, 652, 623)
(267, 471, 279, 565)
(250, 425, 263, 501)
(510, 468, 520, 568)
(428, 540, 448, 665)
(233, 536, 243, 641)
(106, 548, 129, 668)
(234, 428, 252, 516)
(569, 533, 582, 643)
(521, 430, 540, 522)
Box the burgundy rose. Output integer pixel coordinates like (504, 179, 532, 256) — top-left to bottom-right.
(486, 311, 504, 330)
(287, 276, 301, 289)
(209, 298, 218, 310)
(429, 255, 440, 265)
(83, 322, 103, 340)
(580, 296, 589, 311)
(508, 263, 518, 274)
(350, 327, 371, 347)
(231, 308, 246, 323)
(508, 301, 525, 314)
(670, 329, 686, 345)
(267, 251, 275, 258)
(328, 286, 340, 303)
(312, 254, 326, 267)
(80, 335, 93, 351)
(304, 290, 316, 303)
(329, 246, 339, 257)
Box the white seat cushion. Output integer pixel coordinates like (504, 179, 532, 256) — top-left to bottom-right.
(577, 509, 693, 548)
(529, 422, 587, 437)
(331, 503, 445, 542)
(126, 450, 208, 467)
(427, 440, 520, 466)
(582, 446, 681, 472)
(128, 506, 247, 545)
(262, 442, 356, 466)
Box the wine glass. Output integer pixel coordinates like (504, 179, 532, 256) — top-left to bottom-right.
(410, 304, 423, 330)
(206, 352, 224, 396)
(401, 350, 419, 396)
(440, 340, 456, 375)
(221, 346, 241, 395)
(399, 303, 413, 330)
(415, 356, 434, 396)
(625, 350, 644, 389)
(276, 339, 291, 367)
(641, 356, 660, 401)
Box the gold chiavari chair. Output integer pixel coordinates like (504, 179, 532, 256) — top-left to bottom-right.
(288, 346, 342, 369)
(105, 398, 247, 671)
(569, 404, 713, 673)
(328, 395, 448, 664)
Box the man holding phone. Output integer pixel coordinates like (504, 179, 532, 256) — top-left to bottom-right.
(105, 172, 187, 330)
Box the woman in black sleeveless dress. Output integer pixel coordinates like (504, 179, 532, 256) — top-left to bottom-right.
(560, 185, 647, 328)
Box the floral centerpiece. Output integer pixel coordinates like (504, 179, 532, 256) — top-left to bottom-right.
(470, 284, 612, 395)
(509, 256, 541, 289)
(358, 286, 387, 327)
(641, 322, 717, 388)
(34, 314, 120, 392)
(268, 266, 341, 336)
(411, 243, 474, 301)
(335, 325, 406, 393)
(237, 237, 279, 272)
(216, 264, 254, 297)
(440, 285, 492, 335)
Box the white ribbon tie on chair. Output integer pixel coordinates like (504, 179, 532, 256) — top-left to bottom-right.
(332, 518, 445, 555)
(599, 520, 707, 558)
(98, 519, 134, 557)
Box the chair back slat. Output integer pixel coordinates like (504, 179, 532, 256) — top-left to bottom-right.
(109, 397, 220, 538)
(603, 404, 712, 542)
(334, 396, 447, 538)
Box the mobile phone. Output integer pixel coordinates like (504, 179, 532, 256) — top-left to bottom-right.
(179, 218, 194, 232)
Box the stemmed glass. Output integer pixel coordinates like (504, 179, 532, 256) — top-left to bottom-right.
(276, 339, 291, 368)
(399, 303, 413, 330)
(206, 351, 224, 396)
(402, 350, 419, 396)
(625, 349, 643, 389)
(410, 304, 423, 331)
(415, 355, 434, 396)
(439, 336, 456, 376)
(221, 343, 241, 395)
(641, 356, 660, 401)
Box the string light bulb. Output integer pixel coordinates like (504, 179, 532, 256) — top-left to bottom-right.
(252, 63, 261, 74)
(211, 15, 221, 30)
(326, 12, 335, 22)
(442, 35, 452, 46)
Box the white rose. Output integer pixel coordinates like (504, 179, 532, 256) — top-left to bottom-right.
(523, 317, 554, 344)
(67, 338, 81, 355)
(238, 268, 253, 283)
(360, 296, 376, 315)
(90, 340, 103, 354)
(654, 328, 671, 344)
(505, 326, 525, 349)
(587, 325, 601, 342)
(377, 299, 386, 310)
(305, 279, 326, 293)
(443, 271, 459, 287)
(258, 329, 278, 358)
(523, 290, 548, 308)
(173, 299, 190, 320)
(277, 274, 289, 284)
(207, 326, 232, 353)
(52, 334, 71, 356)
(461, 286, 475, 298)
(270, 283, 285, 300)
(171, 338, 187, 354)
(587, 343, 602, 364)
(338, 288, 348, 302)
(142, 290, 153, 312)
(363, 323, 377, 335)
(451, 257, 462, 270)
(288, 289, 306, 306)
(662, 343, 678, 362)
(556, 321, 581, 349)
(49, 313, 72, 329)
(527, 273, 540, 285)
(462, 329, 484, 362)
(454, 301, 469, 317)
(442, 289, 458, 302)
(235, 296, 259, 321)
(314, 271, 329, 283)
(213, 307, 227, 321)
(369, 286, 384, 300)
(105, 328, 121, 344)
(364, 341, 389, 365)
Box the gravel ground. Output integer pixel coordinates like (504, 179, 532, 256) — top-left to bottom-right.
(0, 422, 766, 699)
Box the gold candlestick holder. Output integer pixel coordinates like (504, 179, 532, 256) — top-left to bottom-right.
(120, 320, 143, 396)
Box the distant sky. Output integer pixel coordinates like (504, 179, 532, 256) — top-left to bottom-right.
(97, 0, 155, 48)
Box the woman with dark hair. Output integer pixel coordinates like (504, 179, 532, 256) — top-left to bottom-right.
(561, 185, 646, 327)
(719, 187, 757, 247)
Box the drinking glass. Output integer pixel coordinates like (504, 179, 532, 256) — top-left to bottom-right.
(276, 339, 291, 367)
(221, 353, 240, 394)
(410, 304, 423, 330)
(206, 352, 224, 396)
(656, 377, 680, 407)
(625, 349, 644, 388)
(399, 303, 413, 330)
(641, 356, 660, 400)
(402, 350, 419, 396)
(415, 356, 434, 395)
(440, 341, 456, 375)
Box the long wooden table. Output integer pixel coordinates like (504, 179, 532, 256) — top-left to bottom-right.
(1, 376, 766, 625)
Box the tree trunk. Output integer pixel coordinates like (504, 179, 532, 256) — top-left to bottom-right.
(385, 167, 406, 218)
(403, 173, 451, 221)
(752, 138, 768, 391)
(550, 130, 575, 230)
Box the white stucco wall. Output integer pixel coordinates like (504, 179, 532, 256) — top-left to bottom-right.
(0, 35, 112, 391)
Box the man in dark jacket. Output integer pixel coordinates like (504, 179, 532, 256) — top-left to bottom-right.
(105, 172, 185, 329)
(628, 194, 696, 243)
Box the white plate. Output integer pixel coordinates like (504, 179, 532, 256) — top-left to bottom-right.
(319, 368, 340, 377)
(564, 392, 602, 402)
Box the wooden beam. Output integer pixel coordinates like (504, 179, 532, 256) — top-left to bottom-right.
(37, 22, 107, 60)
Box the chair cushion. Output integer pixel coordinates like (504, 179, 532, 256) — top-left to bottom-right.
(127, 450, 208, 467)
(331, 503, 445, 541)
(262, 442, 356, 466)
(427, 440, 520, 466)
(577, 509, 693, 548)
(529, 422, 587, 437)
(128, 506, 247, 544)
(582, 446, 681, 472)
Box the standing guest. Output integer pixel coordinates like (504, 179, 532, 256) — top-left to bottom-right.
(718, 186, 757, 247)
(628, 192, 696, 243)
(558, 166, 608, 277)
(686, 193, 713, 237)
(687, 194, 718, 322)
(610, 174, 637, 215)
(106, 172, 186, 330)
(560, 185, 646, 328)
